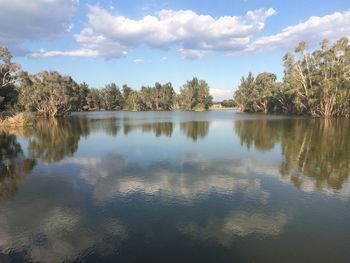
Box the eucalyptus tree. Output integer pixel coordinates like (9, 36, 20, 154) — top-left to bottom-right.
(18, 71, 80, 117)
(86, 88, 102, 110)
(125, 91, 142, 111)
(158, 82, 175, 110)
(0, 46, 20, 111)
(234, 72, 257, 112)
(282, 41, 316, 114)
(122, 84, 132, 102)
(255, 72, 277, 112)
(235, 37, 350, 117)
(282, 38, 350, 116)
(139, 86, 155, 110)
(179, 77, 213, 111)
(100, 83, 123, 110)
(75, 82, 90, 111)
(312, 38, 350, 116)
(220, 99, 237, 107)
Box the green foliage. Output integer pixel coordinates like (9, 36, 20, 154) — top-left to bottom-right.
(179, 77, 213, 111)
(18, 71, 80, 117)
(76, 82, 90, 111)
(137, 82, 175, 111)
(124, 91, 142, 111)
(122, 84, 132, 102)
(1, 45, 216, 115)
(234, 72, 278, 112)
(220, 99, 237, 107)
(0, 46, 20, 111)
(235, 37, 350, 117)
(86, 88, 102, 110)
(100, 83, 123, 110)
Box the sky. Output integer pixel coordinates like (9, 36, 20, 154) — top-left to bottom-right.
(1, 0, 350, 100)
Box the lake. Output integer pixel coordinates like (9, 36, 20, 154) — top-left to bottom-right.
(0, 110, 350, 262)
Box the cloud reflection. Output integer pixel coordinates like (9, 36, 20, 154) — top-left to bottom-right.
(0, 175, 126, 263)
(179, 211, 288, 246)
(67, 155, 269, 202)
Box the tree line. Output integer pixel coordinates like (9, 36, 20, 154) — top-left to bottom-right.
(1, 45, 213, 117)
(234, 37, 350, 117)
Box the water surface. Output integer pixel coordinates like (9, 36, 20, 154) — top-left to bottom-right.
(0, 111, 350, 262)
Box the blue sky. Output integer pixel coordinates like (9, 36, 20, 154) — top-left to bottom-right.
(1, 0, 350, 100)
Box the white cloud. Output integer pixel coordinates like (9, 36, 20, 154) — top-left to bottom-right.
(133, 58, 145, 64)
(178, 48, 204, 60)
(33, 48, 99, 58)
(210, 88, 233, 101)
(0, 0, 78, 55)
(35, 5, 275, 59)
(248, 9, 350, 52)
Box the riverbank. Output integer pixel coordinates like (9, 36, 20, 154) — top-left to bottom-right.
(0, 113, 31, 127)
(209, 105, 238, 110)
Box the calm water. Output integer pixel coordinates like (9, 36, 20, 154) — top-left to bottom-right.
(0, 110, 350, 262)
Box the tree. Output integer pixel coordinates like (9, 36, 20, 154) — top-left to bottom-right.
(124, 91, 142, 111)
(75, 82, 90, 111)
(18, 71, 80, 117)
(158, 82, 175, 110)
(179, 77, 213, 111)
(139, 82, 175, 110)
(100, 83, 123, 110)
(234, 72, 257, 112)
(220, 99, 237, 108)
(86, 88, 102, 110)
(235, 37, 350, 117)
(0, 46, 20, 111)
(122, 84, 132, 108)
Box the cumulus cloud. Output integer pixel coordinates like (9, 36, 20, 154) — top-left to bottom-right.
(178, 49, 204, 60)
(0, 0, 78, 55)
(247, 9, 350, 52)
(34, 5, 276, 59)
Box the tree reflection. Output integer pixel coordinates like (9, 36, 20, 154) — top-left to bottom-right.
(123, 120, 173, 137)
(27, 118, 89, 163)
(141, 122, 173, 137)
(84, 117, 120, 136)
(234, 118, 350, 192)
(180, 121, 209, 141)
(279, 119, 350, 191)
(234, 119, 282, 151)
(0, 132, 36, 200)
